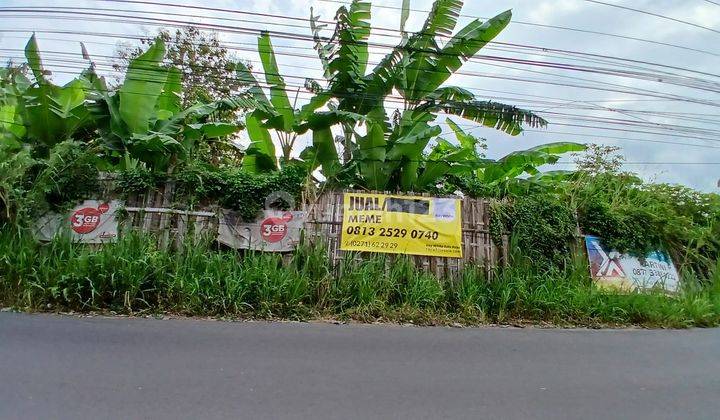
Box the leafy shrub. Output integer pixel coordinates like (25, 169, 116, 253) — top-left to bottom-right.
(116, 168, 163, 197)
(0, 146, 35, 224)
(118, 163, 308, 221)
(489, 194, 577, 268)
(573, 173, 720, 275)
(513, 194, 577, 267)
(194, 164, 307, 221)
(577, 197, 663, 254)
(1, 141, 100, 225)
(36, 141, 101, 209)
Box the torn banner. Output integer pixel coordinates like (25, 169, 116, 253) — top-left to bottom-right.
(35, 200, 122, 243)
(218, 210, 306, 252)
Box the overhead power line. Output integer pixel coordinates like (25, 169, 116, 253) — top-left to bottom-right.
(5, 50, 720, 148)
(7, 35, 720, 131)
(580, 0, 720, 35)
(4, 7, 720, 152)
(7, 47, 720, 129)
(10, 31, 713, 113)
(8, 36, 720, 130)
(83, 1, 720, 79)
(5, 7, 719, 95)
(314, 0, 720, 57)
(3, 16, 720, 108)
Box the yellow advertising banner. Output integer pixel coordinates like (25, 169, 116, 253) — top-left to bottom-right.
(340, 192, 463, 258)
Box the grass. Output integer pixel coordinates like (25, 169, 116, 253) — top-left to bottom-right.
(1, 228, 719, 328)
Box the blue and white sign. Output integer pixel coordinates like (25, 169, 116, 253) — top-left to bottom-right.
(585, 236, 680, 292)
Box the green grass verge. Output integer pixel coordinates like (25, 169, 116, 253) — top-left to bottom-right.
(1, 229, 719, 328)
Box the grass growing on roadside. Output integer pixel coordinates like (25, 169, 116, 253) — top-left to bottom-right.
(1, 229, 719, 328)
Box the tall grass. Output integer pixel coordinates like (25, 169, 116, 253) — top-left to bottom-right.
(1, 229, 719, 328)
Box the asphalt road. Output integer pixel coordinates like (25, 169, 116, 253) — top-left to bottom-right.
(1, 313, 719, 420)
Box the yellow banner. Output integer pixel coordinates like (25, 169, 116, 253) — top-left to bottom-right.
(340, 192, 463, 258)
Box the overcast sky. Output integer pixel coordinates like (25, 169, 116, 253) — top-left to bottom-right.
(2, 0, 719, 191)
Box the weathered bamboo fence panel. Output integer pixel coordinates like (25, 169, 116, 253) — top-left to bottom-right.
(122, 182, 217, 248)
(97, 181, 507, 277)
(304, 191, 507, 278)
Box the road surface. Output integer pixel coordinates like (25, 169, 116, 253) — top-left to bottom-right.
(1, 312, 719, 419)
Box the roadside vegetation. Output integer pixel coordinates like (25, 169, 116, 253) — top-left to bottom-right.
(1, 1, 719, 327)
(1, 230, 718, 328)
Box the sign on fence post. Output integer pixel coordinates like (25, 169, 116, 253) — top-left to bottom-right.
(35, 200, 122, 243)
(218, 210, 306, 252)
(585, 235, 680, 292)
(340, 192, 463, 258)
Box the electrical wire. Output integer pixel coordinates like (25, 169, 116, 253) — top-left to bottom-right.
(580, 0, 720, 35)
(5, 49, 720, 146)
(3, 23, 719, 109)
(2, 8, 716, 158)
(14, 2, 719, 80)
(8, 43, 714, 128)
(4, 7, 719, 95)
(314, 0, 720, 57)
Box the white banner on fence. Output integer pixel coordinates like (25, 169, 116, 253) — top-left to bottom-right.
(585, 235, 680, 292)
(35, 200, 122, 243)
(218, 210, 305, 252)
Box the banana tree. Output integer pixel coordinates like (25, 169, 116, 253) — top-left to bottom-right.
(2, 35, 99, 149)
(93, 38, 261, 170)
(239, 31, 364, 175)
(305, 0, 548, 191)
(380, 119, 584, 193)
(476, 143, 588, 196)
(439, 120, 587, 194)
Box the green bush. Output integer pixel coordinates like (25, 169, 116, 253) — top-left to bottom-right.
(162, 163, 307, 221)
(573, 173, 720, 276)
(489, 194, 577, 269)
(1, 141, 100, 225)
(116, 168, 163, 197)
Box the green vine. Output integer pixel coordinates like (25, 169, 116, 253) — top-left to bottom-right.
(118, 163, 309, 222)
(7, 141, 102, 224)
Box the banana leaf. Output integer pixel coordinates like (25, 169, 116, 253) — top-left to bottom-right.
(119, 38, 167, 134)
(0, 105, 26, 140)
(21, 36, 94, 146)
(242, 112, 277, 173)
(479, 142, 586, 184)
(401, 0, 463, 102)
(312, 126, 341, 178)
(429, 99, 546, 135)
(156, 66, 182, 119)
(426, 10, 512, 95)
(258, 32, 294, 132)
(327, 1, 371, 89)
(357, 121, 389, 190)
